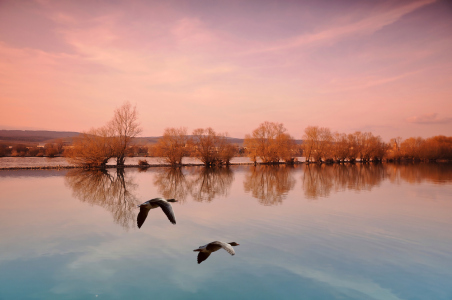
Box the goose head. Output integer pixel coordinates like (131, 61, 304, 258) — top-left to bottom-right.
(228, 242, 240, 246)
(167, 199, 178, 203)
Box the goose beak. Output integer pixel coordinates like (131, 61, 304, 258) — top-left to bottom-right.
(193, 249, 201, 252)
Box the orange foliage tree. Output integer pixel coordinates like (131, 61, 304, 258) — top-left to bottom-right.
(64, 127, 114, 168)
(244, 121, 297, 164)
(190, 128, 234, 166)
(108, 102, 142, 166)
(154, 127, 189, 166)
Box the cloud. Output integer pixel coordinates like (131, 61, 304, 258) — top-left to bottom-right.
(406, 113, 452, 124)
(243, 0, 436, 55)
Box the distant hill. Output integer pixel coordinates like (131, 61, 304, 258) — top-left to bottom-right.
(0, 130, 301, 146)
(0, 130, 81, 144)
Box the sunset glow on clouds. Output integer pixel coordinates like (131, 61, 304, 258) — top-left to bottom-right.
(0, 0, 451, 139)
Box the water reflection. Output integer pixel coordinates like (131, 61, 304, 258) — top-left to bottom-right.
(302, 164, 386, 199)
(2, 164, 452, 299)
(193, 241, 240, 264)
(65, 169, 139, 229)
(153, 167, 235, 202)
(386, 163, 452, 184)
(153, 168, 190, 202)
(187, 167, 234, 202)
(243, 165, 296, 205)
(63, 164, 452, 227)
(301, 163, 452, 199)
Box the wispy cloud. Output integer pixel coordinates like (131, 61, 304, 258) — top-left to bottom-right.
(323, 70, 422, 94)
(244, 0, 436, 55)
(406, 113, 452, 124)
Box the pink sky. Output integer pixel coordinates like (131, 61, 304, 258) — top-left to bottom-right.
(0, 0, 451, 140)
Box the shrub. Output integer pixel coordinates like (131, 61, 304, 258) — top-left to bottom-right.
(138, 159, 149, 166)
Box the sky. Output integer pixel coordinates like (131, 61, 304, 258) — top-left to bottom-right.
(0, 0, 451, 140)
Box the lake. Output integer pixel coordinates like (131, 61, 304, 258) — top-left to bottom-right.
(0, 156, 306, 168)
(0, 163, 451, 299)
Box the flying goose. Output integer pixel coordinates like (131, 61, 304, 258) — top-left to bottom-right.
(137, 198, 178, 228)
(193, 241, 240, 264)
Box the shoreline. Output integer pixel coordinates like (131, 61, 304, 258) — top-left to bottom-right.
(0, 162, 287, 170)
(1, 160, 450, 170)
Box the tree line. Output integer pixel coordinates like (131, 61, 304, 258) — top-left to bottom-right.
(0, 141, 65, 157)
(300, 126, 451, 163)
(4, 102, 450, 166)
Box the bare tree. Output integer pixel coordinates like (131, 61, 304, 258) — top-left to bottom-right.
(388, 136, 403, 160)
(44, 143, 59, 157)
(190, 127, 231, 166)
(331, 132, 349, 162)
(302, 126, 332, 163)
(244, 133, 259, 164)
(347, 132, 360, 163)
(218, 137, 238, 165)
(400, 137, 425, 160)
(154, 127, 189, 166)
(244, 121, 296, 164)
(64, 102, 142, 168)
(64, 126, 114, 168)
(276, 132, 298, 163)
(108, 102, 142, 166)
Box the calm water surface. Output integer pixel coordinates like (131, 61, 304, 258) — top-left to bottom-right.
(0, 164, 451, 299)
(0, 156, 297, 168)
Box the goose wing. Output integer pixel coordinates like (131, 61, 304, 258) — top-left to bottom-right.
(197, 251, 211, 264)
(208, 241, 235, 255)
(154, 199, 176, 224)
(137, 206, 151, 228)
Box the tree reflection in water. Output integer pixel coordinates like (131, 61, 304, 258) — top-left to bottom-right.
(386, 163, 452, 185)
(302, 163, 387, 199)
(65, 169, 139, 229)
(243, 165, 296, 205)
(153, 168, 191, 202)
(153, 167, 235, 203)
(187, 167, 234, 202)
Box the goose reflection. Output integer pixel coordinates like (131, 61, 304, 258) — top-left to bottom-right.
(137, 198, 178, 228)
(193, 241, 239, 264)
(65, 169, 138, 229)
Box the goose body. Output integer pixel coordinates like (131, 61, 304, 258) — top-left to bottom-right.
(137, 198, 178, 228)
(193, 241, 239, 264)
